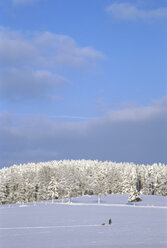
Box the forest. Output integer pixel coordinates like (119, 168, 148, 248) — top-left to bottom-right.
(0, 160, 167, 204)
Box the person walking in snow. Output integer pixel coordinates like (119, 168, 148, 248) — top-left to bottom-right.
(109, 218, 112, 225)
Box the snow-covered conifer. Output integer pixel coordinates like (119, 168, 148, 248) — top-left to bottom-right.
(128, 187, 142, 205)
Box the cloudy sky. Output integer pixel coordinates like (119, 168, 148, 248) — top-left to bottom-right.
(0, 0, 167, 167)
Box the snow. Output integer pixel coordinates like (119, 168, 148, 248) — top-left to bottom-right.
(0, 194, 167, 248)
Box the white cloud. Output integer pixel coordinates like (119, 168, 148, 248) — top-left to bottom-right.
(34, 32, 105, 67)
(0, 27, 105, 68)
(106, 3, 167, 20)
(107, 103, 167, 122)
(0, 28, 36, 67)
(0, 68, 67, 101)
(0, 97, 166, 166)
(0, 27, 105, 102)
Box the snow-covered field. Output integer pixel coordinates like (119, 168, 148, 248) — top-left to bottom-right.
(0, 194, 167, 248)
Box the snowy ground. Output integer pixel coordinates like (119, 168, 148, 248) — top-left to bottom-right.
(0, 194, 167, 248)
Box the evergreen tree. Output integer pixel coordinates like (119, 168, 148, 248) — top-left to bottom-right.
(128, 187, 142, 205)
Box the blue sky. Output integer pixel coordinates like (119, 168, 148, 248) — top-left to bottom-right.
(0, 0, 167, 167)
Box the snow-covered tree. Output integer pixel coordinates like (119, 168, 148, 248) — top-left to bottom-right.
(128, 187, 142, 205)
(48, 177, 59, 203)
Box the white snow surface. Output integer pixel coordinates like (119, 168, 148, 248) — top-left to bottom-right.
(0, 194, 167, 248)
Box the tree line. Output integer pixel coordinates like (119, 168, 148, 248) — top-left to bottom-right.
(0, 160, 167, 204)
